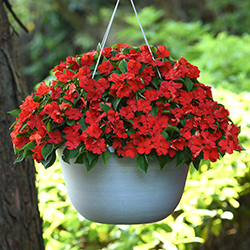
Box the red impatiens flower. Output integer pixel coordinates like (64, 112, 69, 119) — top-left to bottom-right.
(120, 106, 134, 120)
(137, 99, 152, 114)
(65, 108, 83, 120)
(48, 130, 63, 144)
(9, 43, 241, 171)
(65, 134, 81, 150)
(203, 145, 220, 162)
(27, 115, 44, 129)
(156, 45, 170, 58)
(35, 81, 50, 97)
(81, 53, 95, 66)
(127, 60, 142, 74)
(98, 60, 114, 75)
(124, 141, 138, 158)
(85, 137, 106, 154)
(79, 76, 95, 92)
(153, 135, 170, 156)
(32, 142, 46, 163)
(13, 137, 30, 149)
(86, 123, 103, 139)
(137, 138, 153, 155)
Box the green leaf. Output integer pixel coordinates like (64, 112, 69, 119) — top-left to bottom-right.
(69, 147, 81, 159)
(100, 103, 112, 113)
(122, 47, 130, 55)
(102, 149, 111, 165)
(136, 154, 148, 173)
(14, 150, 25, 164)
(164, 125, 180, 138)
(86, 150, 98, 165)
(41, 143, 55, 161)
(158, 154, 174, 169)
(161, 110, 171, 114)
(161, 131, 169, 140)
(62, 147, 82, 164)
(112, 97, 122, 111)
(184, 77, 194, 92)
(74, 152, 86, 164)
(96, 42, 101, 52)
(149, 105, 159, 117)
(175, 150, 190, 167)
(83, 154, 99, 172)
(118, 59, 127, 73)
(22, 141, 35, 151)
(41, 151, 56, 169)
(46, 120, 52, 132)
(20, 122, 28, 132)
(66, 119, 75, 126)
(192, 152, 203, 170)
(9, 120, 17, 130)
(152, 77, 160, 89)
(62, 147, 70, 164)
(79, 116, 88, 130)
(8, 109, 21, 118)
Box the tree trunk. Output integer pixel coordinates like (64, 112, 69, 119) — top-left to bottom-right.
(0, 1, 44, 249)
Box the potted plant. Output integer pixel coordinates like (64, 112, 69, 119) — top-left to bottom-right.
(9, 43, 242, 224)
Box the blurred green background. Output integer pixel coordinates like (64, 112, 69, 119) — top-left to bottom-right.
(8, 0, 250, 249)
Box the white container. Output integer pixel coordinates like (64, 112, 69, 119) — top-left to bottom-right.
(57, 149, 189, 225)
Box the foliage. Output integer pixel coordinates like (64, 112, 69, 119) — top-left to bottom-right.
(205, 0, 250, 34)
(9, 43, 241, 172)
(118, 6, 211, 59)
(118, 6, 250, 92)
(187, 32, 250, 92)
(36, 87, 250, 250)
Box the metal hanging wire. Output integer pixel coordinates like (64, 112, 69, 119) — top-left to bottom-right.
(92, 0, 162, 79)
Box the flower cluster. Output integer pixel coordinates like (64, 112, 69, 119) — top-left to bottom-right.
(9, 43, 242, 172)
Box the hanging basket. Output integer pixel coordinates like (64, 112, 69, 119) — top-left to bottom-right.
(57, 148, 189, 224)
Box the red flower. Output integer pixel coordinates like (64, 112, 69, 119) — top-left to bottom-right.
(98, 60, 114, 75)
(177, 90, 194, 105)
(79, 76, 95, 92)
(29, 126, 47, 145)
(189, 135, 202, 156)
(81, 53, 95, 66)
(65, 133, 81, 150)
(35, 81, 50, 97)
(153, 135, 170, 155)
(65, 108, 83, 120)
(120, 106, 134, 120)
(85, 137, 106, 154)
(95, 78, 110, 91)
(75, 66, 91, 78)
(48, 130, 63, 144)
(137, 99, 152, 114)
(124, 141, 137, 158)
(20, 95, 39, 113)
(160, 81, 183, 96)
(144, 89, 160, 101)
(50, 85, 62, 100)
(86, 123, 103, 139)
(127, 60, 142, 74)
(102, 47, 112, 58)
(27, 115, 44, 129)
(32, 142, 46, 163)
(203, 145, 219, 162)
(156, 45, 170, 58)
(13, 137, 30, 149)
(137, 138, 153, 154)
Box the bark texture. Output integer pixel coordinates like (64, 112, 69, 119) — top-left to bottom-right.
(0, 1, 44, 249)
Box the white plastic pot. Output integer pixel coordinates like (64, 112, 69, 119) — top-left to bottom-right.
(57, 149, 189, 225)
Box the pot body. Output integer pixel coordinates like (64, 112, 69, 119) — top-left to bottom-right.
(57, 149, 189, 225)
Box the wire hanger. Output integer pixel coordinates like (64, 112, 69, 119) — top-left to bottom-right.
(92, 0, 162, 79)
